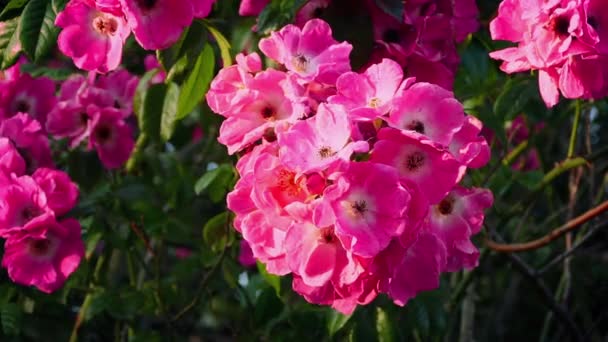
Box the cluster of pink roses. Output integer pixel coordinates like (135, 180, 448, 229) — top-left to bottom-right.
(55, 0, 216, 73)
(0, 65, 84, 293)
(490, 0, 608, 107)
(207, 19, 493, 313)
(47, 69, 138, 169)
(239, 0, 479, 90)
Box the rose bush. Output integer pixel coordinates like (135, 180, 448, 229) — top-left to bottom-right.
(0, 0, 606, 340)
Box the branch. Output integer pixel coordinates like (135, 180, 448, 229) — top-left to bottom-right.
(486, 200, 608, 253)
(488, 228, 584, 341)
(537, 221, 608, 275)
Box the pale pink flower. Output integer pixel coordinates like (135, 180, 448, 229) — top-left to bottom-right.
(2, 215, 84, 293)
(277, 103, 368, 173)
(322, 162, 410, 257)
(259, 19, 353, 84)
(330, 59, 414, 120)
(386, 82, 465, 146)
(217, 70, 305, 154)
(371, 127, 463, 204)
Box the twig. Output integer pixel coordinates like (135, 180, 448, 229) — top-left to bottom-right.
(485, 200, 608, 252)
(171, 214, 232, 322)
(489, 229, 584, 341)
(567, 100, 582, 159)
(129, 222, 155, 257)
(537, 221, 608, 275)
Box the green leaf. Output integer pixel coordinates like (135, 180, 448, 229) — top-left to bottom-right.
(51, 0, 69, 13)
(19, 63, 72, 80)
(194, 164, 233, 195)
(256, 261, 281, 296)
(257, 0, 307, 34)
(202, 212, 232, 252)
(494, 78, 537, 121)
(158, 20, 207, 81)
(160, 82, 180, 142)
(327, 310, 352, 337)
(18, 0, 59, 62)
(376, 307, 396, 342)
(373, 0, 404, 21)
(1, 303, 22, 336)
(202, 20, 232, 67)
(0, 0, 29, 20)
(177, 43, 215, 119)
(133, 69, 159, 121)
(139, 83, 167, 142)
(0, 17, 21, 69)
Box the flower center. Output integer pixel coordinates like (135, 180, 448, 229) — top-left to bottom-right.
(318, 146, 334, 159)
(136, 0, 157, 10)
(14, 99, 31, 113)
(20, 206, 41, 224)
(319, 227, 336, 244)
(406, 120, 425, 134)
(549, 15, 570, 36)
(93, 15, 118, 36)
(28, 238, 52, 257)
(350, 200, 367, 216)
(292, 55, 309, 73)
(383, 29, 400, 43)
(277, 169, 302, 197)
(369, 98, 380, 108)
(588, 16, 599, 29)
(260, 105, 276, 120)
(405, 151, 425, 171)
(437, 196, 455, 215)
(79, 112, 88, 126)
(94, 124, 113, 143)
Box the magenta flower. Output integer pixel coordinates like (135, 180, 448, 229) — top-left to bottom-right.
(238, 0, 269, 16)
(387, 232, 447, 306)
(94, 69, 139, 113)
(449, 115, 490, 169)
(238, 240, 256, 267)
(0, 75, 56, 127)
(191, 0, 216, 18)
(56, 0, 130, 73)
(323, 162, 410, 257)
(88, 107, 134, 169)
(277, 103, 368, 173)
(259, 19, 353, 84)
(0, 175, 52, 237)
(32, 168, 79, 217)
(0, 138, 25, 177)
(426, 187, 493, 271)
(2, 215, 84, 293)
(0, 114, 54, 170)
(371, 127, 463, 204)
(119, 0, 193, 50)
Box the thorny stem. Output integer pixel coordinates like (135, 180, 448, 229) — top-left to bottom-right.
(69, 253, 107, 342)
(567, 100, 582, 159)
(485, 200, 608, 252)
